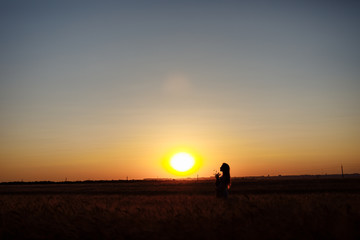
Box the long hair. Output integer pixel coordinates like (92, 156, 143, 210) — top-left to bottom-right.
(220, 163, 231, 188)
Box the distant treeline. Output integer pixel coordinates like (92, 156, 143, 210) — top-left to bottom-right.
(1, 173, 359, 185)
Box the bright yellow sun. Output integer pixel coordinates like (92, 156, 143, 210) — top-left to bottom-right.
(170, 152, 195, 172)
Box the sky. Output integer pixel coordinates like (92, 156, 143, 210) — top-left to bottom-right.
(1, 0, 360, 181)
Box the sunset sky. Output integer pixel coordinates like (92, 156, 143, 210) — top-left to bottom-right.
(1, 1, 359, 181)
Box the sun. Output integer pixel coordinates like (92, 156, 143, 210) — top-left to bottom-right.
(170, 152, 195, 172)
(161, 148, 202, 176)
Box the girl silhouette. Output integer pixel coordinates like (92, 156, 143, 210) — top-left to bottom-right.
(215, 163, 231, 198)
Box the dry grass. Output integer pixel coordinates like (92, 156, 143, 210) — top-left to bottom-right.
(1, 192, 359, 240)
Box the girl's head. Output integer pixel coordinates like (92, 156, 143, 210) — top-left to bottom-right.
(220, 163, 230, 174)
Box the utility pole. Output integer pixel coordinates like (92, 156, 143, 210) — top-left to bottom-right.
(341, 164, 344, 178)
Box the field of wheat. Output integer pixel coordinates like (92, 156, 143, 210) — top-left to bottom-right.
(1, 179, 359, 239)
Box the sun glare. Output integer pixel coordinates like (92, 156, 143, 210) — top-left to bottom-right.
(161, 148, 201, 176)
(170, 152, 195, 172)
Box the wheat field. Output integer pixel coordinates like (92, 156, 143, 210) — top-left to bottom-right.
(1, 179, 360, 239)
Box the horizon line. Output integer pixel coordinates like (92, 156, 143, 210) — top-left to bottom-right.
(2, 173, 360, 184)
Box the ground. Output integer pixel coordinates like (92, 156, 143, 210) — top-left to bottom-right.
(1, 177, 359, 239)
